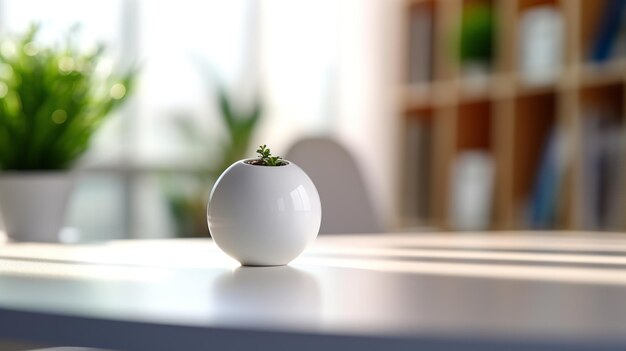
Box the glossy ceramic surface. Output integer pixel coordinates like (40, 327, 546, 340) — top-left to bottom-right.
(207, 159, 321, 266)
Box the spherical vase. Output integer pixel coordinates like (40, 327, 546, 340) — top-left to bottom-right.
(207, 159, 321, 266)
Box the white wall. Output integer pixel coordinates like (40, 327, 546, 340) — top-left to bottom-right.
(257, 0, 404, 230)
(335, 0, 403, 229)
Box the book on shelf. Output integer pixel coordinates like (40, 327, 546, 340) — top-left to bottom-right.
(589, 0, 626, 63)
(408, 4, 434, 84)
(580, 109, 626, 230)
(525, 125, 569, 229)
(603, 128, 626, 230)
(449, 150, 494, 231)
(525, 112, 626, 231)
(403, 118, 431, 225)
(518, 5, 564, 85)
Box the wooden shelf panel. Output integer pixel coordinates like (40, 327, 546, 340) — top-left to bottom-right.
(579, 60, 626, 89)
(580, 82, 625, 115)
(456, 101, 492, 151)
(402, 63, 626, 111)
(518, 0, 559, 11)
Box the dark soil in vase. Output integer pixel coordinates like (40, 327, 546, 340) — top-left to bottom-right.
(244, 159, 288, 166)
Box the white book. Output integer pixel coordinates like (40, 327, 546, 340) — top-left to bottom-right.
(408, 7, 433, 83)
(449, 150, 494, 231)
(518, 5, 564, 85)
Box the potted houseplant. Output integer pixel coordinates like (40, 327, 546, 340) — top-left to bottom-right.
(0, 25, 134, 242)
(207, 145, 321, 266)
(457, 3, 495, 85)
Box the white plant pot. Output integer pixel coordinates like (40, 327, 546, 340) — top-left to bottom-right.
(0, 172, 74, 242)
(207, 159, 321, 266)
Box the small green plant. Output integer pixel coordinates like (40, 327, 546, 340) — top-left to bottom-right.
(256, 144, 284, 166)
(458, 4, 495, 64)
(0, 24, 135, 170)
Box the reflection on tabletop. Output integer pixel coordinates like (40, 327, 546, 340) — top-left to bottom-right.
(1, 233, 626, 341)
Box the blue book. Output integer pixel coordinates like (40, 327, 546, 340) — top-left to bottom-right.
(527, 128, 564, 228)
(589, 0, 626, 63)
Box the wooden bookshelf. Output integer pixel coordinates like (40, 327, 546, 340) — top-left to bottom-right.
(399, 0, 626, 230)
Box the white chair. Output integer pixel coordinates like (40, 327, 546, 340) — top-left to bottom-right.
(286, 137, 383, 234)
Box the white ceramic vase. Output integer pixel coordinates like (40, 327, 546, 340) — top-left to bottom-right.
(0, 172, 74, 242)
(207, 159, 321, 266)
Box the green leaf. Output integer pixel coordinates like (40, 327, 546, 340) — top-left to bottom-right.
(0, 24, 136, 170)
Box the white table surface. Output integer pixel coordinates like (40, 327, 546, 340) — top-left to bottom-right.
(2, 232, 626, 350)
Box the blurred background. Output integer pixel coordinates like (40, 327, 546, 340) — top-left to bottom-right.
(0, 0, 624, 241)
